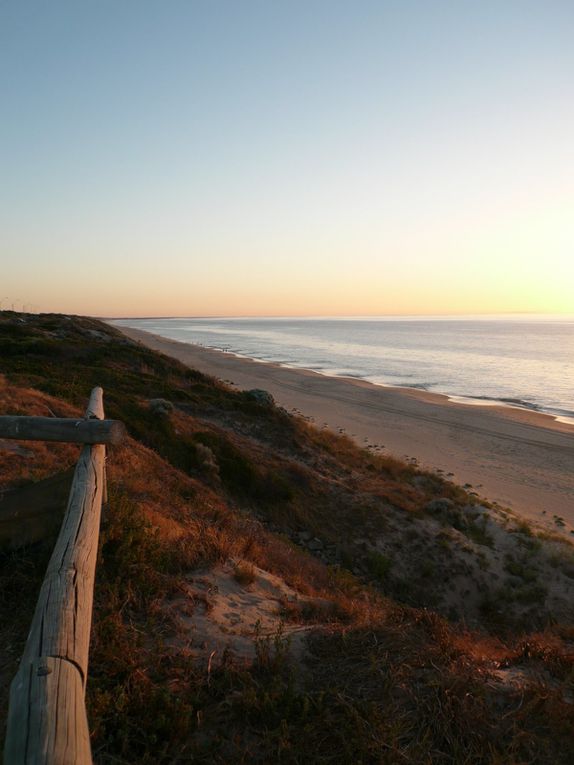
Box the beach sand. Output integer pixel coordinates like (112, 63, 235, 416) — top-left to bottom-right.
(116, 326, 574, 530)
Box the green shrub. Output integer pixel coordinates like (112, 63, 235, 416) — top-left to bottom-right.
(465, 519, 494, 547)
(367, 551, 392, 582)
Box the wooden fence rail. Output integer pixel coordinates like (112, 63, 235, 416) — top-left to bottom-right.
(0, 416, 125, 445)
(3, 387, 122, 765)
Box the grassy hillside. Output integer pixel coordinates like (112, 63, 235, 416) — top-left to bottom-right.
(1, 312, 574, 763)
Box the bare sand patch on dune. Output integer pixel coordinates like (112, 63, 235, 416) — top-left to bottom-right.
(168, 560, 320, 662)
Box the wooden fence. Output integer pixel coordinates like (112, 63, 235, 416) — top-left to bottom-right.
(2, 388, 125, 765)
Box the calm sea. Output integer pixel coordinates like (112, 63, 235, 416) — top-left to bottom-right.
(113, 316, 574, 425)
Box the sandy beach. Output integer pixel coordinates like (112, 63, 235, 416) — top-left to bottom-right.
(117, 326, 574, 530)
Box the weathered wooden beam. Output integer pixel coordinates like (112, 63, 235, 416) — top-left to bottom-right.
(4, 387, 108, 765)
(0, 415, 125, 445)
(6, 657, 92, 764)
(85, 387, 104, 421)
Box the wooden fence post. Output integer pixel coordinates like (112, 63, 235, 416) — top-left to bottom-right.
(4, 387, 108, 765)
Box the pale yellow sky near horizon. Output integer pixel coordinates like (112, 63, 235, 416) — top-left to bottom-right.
(2, 3, 573, 319)
(4, 193, 572, 317)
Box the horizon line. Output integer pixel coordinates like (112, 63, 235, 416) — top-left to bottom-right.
(102, 310, 574, 321)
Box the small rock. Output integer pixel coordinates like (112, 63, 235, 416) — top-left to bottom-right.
(149, 398, 174, 415)
(245, 389, 275, 406)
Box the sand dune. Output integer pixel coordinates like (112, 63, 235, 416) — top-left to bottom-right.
(116, 326, 574, 531)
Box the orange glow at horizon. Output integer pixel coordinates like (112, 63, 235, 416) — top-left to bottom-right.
(2, 3, 573, 320)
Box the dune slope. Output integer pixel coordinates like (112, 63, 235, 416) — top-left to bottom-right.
(1, 312, 574, 763)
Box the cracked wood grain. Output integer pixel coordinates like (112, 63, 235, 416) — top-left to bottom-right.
(0, 416, 125, 445)
(4, 388, 108, 765)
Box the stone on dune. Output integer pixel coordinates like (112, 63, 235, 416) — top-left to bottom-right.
(149, 398, 174, 415)
(246, 389, 275, 406)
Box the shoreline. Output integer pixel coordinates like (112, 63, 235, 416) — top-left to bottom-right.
(160, 342, 574, 427)
(114, 325, 574, 529)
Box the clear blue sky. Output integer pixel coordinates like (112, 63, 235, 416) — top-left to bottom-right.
(1, 1, 573, 316)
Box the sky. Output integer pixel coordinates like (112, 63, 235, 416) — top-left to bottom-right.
(1, 0, 573, 317)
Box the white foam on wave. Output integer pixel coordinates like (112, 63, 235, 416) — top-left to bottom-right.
(115, 317, 574, 425)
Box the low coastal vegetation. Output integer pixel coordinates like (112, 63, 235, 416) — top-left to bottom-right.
(1, 312, 574, 763)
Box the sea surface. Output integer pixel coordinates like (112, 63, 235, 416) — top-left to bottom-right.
(113, 316, 574, 424)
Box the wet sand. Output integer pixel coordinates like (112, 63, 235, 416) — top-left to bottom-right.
(116, 326, 574, 530)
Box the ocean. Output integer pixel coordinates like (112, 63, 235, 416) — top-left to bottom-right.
(112, 316, 574, 425)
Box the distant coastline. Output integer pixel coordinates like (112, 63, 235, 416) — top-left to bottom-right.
(113, 324, 574, 529)
(110, 316, 574, 426)
(159, 342, 574, 427)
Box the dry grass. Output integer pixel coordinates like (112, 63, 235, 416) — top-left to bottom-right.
(0, 377, 79, 491)
(2, 313, 574, 762)
(233, 561, 256, 586)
